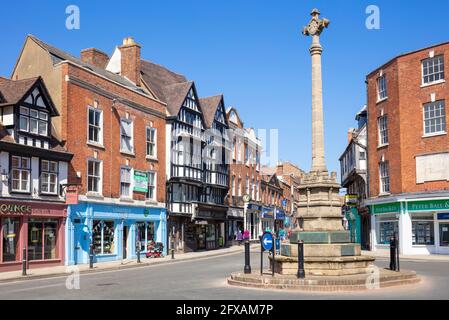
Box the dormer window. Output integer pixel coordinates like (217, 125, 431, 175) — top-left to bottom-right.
(19, 105, 48, 136)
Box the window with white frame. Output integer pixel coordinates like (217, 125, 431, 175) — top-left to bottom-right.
(87, 159, 101, 194)
(146, 171, 156, 201)
(88, 107, 102, 144)
(231, 176, 236, 196)
(19, 106, 48, 136)
(424, 100, 446, 135)
(422, 55, 445, 85)
(378, 116, 389, 146)
(377, 75, 387, 101)
(41, 160, 58, 194)
(11, 156, 30, 192)
(120, 167, 132, 198)
(246, 176, 250, 195)
(146, 126, 157, 158)
(120, 119, 133, 154)
(379, 161, 390, 194)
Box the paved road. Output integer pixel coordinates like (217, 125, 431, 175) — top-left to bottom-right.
(0, 249, 448, 300)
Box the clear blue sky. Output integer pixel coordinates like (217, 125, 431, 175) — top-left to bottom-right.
(1, 0, 449, 176)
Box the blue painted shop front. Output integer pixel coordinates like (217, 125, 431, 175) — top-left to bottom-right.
(65, 202, 167, 265)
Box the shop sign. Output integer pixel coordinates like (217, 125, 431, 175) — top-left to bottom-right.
(0, 203, 32, 215)
(407, 199, 449, 212)
(65, 186, 79, 205)
(275, 208, 285, 220)
(371, 202, 401, 215)
(261, 207, 274, 219)
(345, 194, 358, 207)
(438, 213, 449, 220)
(133, 171, 149, 193)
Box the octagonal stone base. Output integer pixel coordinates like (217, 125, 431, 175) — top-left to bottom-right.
(228, 269, 420, 292)
(269, 254, 376, 276)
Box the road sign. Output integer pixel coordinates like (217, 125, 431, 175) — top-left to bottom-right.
(261, 232, 273, 251)
(275, 238, 280, 255)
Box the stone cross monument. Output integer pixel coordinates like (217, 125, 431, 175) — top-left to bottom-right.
(269, 9, 375, 277)
(303, 9, 329, 173)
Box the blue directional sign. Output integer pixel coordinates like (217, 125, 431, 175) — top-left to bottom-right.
(261, 232, 274, 251)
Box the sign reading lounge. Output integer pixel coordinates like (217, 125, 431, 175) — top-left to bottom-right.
(0, 203, 32, 214)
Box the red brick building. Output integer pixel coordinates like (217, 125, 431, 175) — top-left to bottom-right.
(365, 41, 449, 255)
(12, 35, 168, 264)
(226, 107, 262, 241)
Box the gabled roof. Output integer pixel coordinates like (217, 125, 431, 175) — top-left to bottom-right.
(163, 81, 195, 116)
(226, 107, 244, 128)
(200, 94, 225, 129)
(26, 35, 145, 94)
(0, 77, 39, 106)
(0, 76, 59, 116)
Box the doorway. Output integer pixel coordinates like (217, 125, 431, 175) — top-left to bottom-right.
(123, 226, 128, 259)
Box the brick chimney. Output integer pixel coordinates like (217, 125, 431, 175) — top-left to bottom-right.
(347, 128, 354, 143)
(119, 37, 141, 86)
(80, 48, 109, 69)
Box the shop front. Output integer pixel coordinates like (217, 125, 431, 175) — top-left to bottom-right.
(344, 207, 361, 244)
(183, 204, 227, 252)
(0, 200, 66, 272)
(65, 202, 166, 265)
(245, 203, 262, 241)
(226, 207, 244, 244)
(261, 206, 275, 234)
(370, 197, 449, 255)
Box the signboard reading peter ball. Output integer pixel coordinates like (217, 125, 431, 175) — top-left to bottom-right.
(134, 171, 149, 193)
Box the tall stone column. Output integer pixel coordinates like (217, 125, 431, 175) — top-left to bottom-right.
(303, 9, 329, 172)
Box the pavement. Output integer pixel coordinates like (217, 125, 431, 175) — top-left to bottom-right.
(0, 244, 259, 283)
(0, 248, 448, 299)
(362, 250, 449, 261)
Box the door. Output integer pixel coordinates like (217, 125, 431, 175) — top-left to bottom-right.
(123, 226, 128, 259)
(73, 219, 85, 265)
(439, 223, 449, 247)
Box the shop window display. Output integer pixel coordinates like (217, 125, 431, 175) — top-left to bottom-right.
(1, 218, 20, 262)
(28, 219, 58, 261)
(93, 220, 115, 255)
(137, 221, 155, 252)
(377, 218, 398, 245)
(412, 215, 434, 245)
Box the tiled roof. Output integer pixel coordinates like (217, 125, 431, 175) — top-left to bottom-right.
(0, 77, 39, 106)
(28, 35, 145, 94)
(200, 95, 223, 128)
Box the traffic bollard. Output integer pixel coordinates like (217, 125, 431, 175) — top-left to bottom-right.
(244, 240, 251, 274)
(297, 240, 305, 279)
(89, 244, 94, 269)
(390, 236, 397, 271)
(22, 248, 27, 276)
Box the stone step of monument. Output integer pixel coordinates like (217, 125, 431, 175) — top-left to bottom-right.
(228, 269, 420, 292)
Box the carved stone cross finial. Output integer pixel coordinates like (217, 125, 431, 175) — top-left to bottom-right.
(302, 8, 330, 37)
